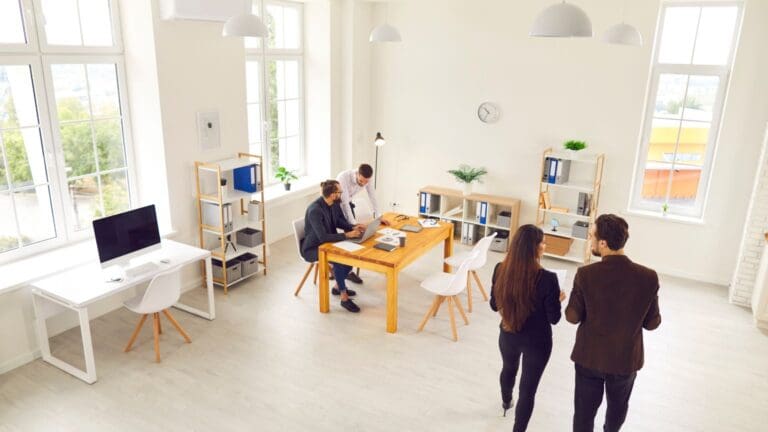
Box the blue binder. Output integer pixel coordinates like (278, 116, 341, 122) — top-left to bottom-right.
(479, 202, 488, 224)
(234, 164, 258, 193)
(548, 159, 558, 184)
(419, 192, 427, 213)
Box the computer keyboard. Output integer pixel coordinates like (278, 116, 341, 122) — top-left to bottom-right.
(125, 262, 161, 278)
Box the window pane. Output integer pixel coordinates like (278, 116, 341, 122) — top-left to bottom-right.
(677, 120, 710, 165)
(245, 5, 262, 49)
(16, 185, 56, 245)
(284, 61, 299, 99)
(276, 60, 286, 99)
(266, 5, 284, 49)
(658, 7, 700, 64)
(100, 169, 129, 216)
(51, 64, 91, 121)
(41, 0, 82, 46)
(0, 65, 39, 129)
(94, 119, 125, 171)
(3, 128, 46, 188)
(247, 104, 262, 145)
(0, 192, 18, 252)
(285, 99, 299, 136)
(277, 100, 286, 137)
(283, 6, 300, 49)
(245, 61, 261, 103)
(653, 74, 687, 120)
(0, 148, 7, 190)
(268, 138, 278, 180)
(286, 136, 300, 172)
(61, 122, 96, 176)
(78, 0, 114, 46)
(668, 163, 702, 207)
(0, 0, 26, 44)
(68, 175, 100, 230)
(641, 165, 669, 203)
(87, 64, 120, 118)
(692, 7, 738, 66)
(682, 76, 719, 122)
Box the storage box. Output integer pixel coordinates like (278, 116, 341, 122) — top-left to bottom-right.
(490, 230, 509, 252)
(496, 211, 511, 227)
(544, 234, 573, 256)
(237, 252, 260, 277)
(572, 221, 589, 240)
(236, 227, 263, 247)
(212, 258, 242, 282)
(247, 200, 261, 222)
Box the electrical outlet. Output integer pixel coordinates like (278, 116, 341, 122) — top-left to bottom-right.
(390, 201, 400, 210)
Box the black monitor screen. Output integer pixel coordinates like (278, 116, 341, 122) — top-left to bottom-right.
(93, 205, 161, 263)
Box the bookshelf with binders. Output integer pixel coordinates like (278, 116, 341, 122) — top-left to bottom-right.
(195, 153, 268, 294)
(537, 148, 605, 264)
(418, 186, 520, 252)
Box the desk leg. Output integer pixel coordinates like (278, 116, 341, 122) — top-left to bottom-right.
(386, 269, 399, 333)
(443, 228, 454, 273)
(32, 294, 97, 384)
(319, 250, 330, 313)
(174, 256, 216, 320)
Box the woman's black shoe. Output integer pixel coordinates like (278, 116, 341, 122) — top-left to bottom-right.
(332, 287, 356, 296)
(340, 299, 360, 313)
(502, 400, 512, 417)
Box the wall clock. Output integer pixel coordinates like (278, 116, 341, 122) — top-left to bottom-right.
(477, 102, 500, 123)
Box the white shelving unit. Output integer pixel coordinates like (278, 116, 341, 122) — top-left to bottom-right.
(537, 148, 605, 264)
(195, 153, 268, 294)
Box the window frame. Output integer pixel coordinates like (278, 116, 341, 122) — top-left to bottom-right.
(628, 1, 744, 220)
(0, 0, 40, 53)
(245, 0, 305, 187)
(33, 0, 124, 54)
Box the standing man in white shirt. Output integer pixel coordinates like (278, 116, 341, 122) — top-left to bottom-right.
(335, 163, 389, 284)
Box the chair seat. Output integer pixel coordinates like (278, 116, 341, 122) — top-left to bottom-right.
(420, 272, 457, 295)
(124, 292, 164, 315)
(444, 251, 480, 270)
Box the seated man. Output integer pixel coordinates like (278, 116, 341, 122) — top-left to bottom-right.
(301, 180, 365, 313)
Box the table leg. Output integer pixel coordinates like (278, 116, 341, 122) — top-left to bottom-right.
(78, 308, 98, 382)
(386, 269, 399, 333)
(174, 256, 216, 320)
(443, 227, 454, 273)
(319, 250, 330, 313)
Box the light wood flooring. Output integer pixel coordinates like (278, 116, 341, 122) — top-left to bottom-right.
(1, 237, 767, 431)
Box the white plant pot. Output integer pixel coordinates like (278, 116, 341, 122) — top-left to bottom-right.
(462, 183, 473, 196)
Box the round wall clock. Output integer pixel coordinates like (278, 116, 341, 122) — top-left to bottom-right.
(477, 102, 500, 123)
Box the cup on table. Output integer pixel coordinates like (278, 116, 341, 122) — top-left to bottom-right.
(399, 236, 406, 247)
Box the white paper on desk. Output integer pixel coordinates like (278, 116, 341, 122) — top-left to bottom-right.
(418, 219, 441, 228)
(333, 241, 365, 252)
(377, 228, 405, 237)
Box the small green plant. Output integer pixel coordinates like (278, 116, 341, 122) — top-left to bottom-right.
(275, 166, 298, 184)
(447, 164, 488, 184)
(564, 140, 587, 151)
(662, 203, 669, 214)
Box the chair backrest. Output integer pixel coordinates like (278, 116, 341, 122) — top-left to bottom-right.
(136, 267, 183, 313)
(469, 232, 497, 269)
(547, 268, 567, 289)
(446, 251, 480, 296)
(292, 218, 308, 262)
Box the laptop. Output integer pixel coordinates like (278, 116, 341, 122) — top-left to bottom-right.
(349, 217, 382, 244)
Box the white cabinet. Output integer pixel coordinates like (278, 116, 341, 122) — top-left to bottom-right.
(160, 0, 247, 22)
(753, 239, 768, 329)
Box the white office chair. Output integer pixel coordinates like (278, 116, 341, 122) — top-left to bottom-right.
(123, 267, 191, 363)
(444, 232, 497, 313)
(418, 251, 479, 342)
(293, 218, 319, 296)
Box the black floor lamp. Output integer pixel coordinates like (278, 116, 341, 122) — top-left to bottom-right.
(374, 132, 386, 189)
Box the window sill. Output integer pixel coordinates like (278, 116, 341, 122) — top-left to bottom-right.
(0, 228, 179, 295)
(263, 176, 320, 207)
(623, 209, 705, 226)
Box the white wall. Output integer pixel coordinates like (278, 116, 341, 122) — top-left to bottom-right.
(368, 0, 768, 285)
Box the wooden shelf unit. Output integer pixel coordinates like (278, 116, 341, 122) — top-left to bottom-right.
(537, 148, 605, 264)
(195, 153, 268, 294)
(417, 186, 520, 251)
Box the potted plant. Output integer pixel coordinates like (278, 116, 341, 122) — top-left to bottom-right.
(275, 166, 298, 191)
(563, 140, 588, 158)
(447, 164, 488, 195)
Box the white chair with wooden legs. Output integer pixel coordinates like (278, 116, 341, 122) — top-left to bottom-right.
(443, 232, 497, 313)
(123, 267, 191, 363)
(418, 251, 479, 341)
(293, 218, 319, 296)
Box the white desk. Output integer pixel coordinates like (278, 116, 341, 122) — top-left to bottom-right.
(30, 240, 215, 384)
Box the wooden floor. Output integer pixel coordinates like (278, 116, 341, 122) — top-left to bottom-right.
(1, 237, 767, 431)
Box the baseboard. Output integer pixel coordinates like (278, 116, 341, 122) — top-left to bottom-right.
(0, 349, 41, 375)
(653, 265, 730, 287)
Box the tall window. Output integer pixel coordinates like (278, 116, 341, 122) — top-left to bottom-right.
(0, 0, 132, 259)
(630, 2, 742, 219)
(245, 0, 304, 185)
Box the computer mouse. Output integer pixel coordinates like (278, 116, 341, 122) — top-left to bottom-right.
(160, 259, 171, 264)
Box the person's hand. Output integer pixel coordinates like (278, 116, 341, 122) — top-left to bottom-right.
(559, 290, 567, 303)
(345, 230, 361, 239)
(354, 223, 366, 232)
(380, 219, 391, 227)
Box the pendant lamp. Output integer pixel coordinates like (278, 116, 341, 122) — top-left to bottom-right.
(602, 0, 642, 46)
(529, 1, 592, 38)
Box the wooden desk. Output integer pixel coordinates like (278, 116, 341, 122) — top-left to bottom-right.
(318, 213, 453, 333)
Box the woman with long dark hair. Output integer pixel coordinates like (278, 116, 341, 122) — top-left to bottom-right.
(490, 224, 565, 431)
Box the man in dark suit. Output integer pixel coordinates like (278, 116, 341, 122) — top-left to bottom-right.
(565, 214, 661, 432)
(301, 180, 365, 312)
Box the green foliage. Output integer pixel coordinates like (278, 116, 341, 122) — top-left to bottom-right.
(274, 166, 298, 184)
(0, 235, 19, 252)
(665, 97, 702, 115)
(447, 165, 488, 184)
(564, 140, 587, 151)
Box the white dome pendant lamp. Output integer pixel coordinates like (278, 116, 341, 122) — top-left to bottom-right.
(223, 1, 268, 38)
(602, 0, 643, 46)
(529, 1, 593, 38)
(370, 3, 402, 43)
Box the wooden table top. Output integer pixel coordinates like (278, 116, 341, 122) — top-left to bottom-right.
(319, 213, 452, 269)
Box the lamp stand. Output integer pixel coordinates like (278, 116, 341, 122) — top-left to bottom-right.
(374, 145, 380, 189)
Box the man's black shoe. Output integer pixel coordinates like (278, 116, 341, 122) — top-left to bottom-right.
(332, 288, 356, 296)
(340, 299, 360, 313)
(346, 272, 363, 284)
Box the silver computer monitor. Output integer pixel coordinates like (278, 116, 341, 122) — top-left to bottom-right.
(92, 205, 162, 269)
